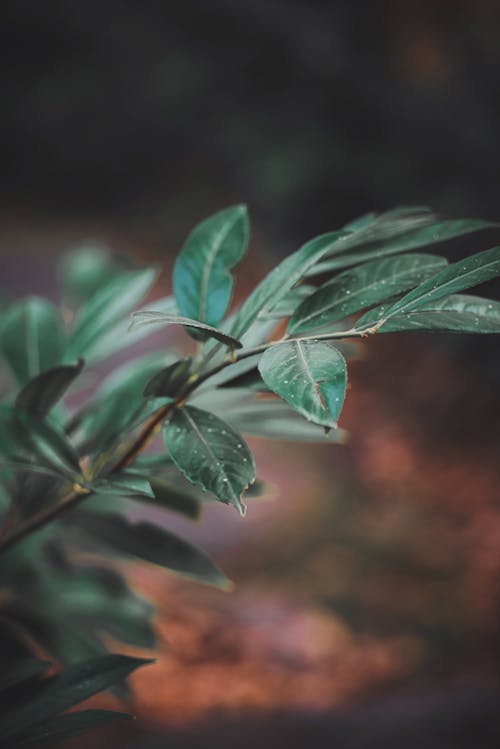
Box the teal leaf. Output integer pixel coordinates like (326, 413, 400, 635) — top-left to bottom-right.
(0, 655, 150, 742)
(358, 294, 500, 334)
(77, 510, 229, 588)
(131, 311, 242, 348)
(143, 357, 193, 398)
(9, 709, 132, 748)
(173, 205, 249, 328)
(0, 406, 81, 480)
(65, 267, 157, 360)
(288, 254, 448, 334)
(308, 217, 497, 276)
(257, 284, 317, 319)
(88, 473, 154, 498)
(163, 405, 255, 514)
(15, 361, 84, 417)
(258, 340, 347, 428)
(381, 245, 500, 319)
(0, 298, 64, 385)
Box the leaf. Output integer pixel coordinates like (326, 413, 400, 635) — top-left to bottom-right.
(163, 405, 255, 514)
(0, 655, 150, 742)
(258, 341, 347, 428)
(0, 298, 64, 385)
(358, 294, 500, 334)
(148, 477, 202, 519)
(87, 473, 154, 498)
(65, 267, 158, 360)
(0, 406, 81, 479)
(0, 659, 49, 694)
(77, 510, 229, 588)
(131, 311, 242, 348)
(228, 230, 348, 340)
(173, 205, 249, 329)
(9, 709, 132, 748)
(288, 254, 448, 334)
(143, 357, 193, 398)
(381, 245, 500, 319)
(258, 284, 317, 319)
(15, 361, 84, 417)
(308, 218, 496, 276)
(58, 242, 127, 305)
(223, 398, 349, 443)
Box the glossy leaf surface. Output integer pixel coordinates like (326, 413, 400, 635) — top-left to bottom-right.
(258, 341, 347, 428)
(288, 254, 448, 334)
(131, 311, 242, 348)
(173, 205, 249, 327)
(163, 405, 255, 514)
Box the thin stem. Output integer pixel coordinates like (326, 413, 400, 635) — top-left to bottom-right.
(0, 324, 372, 556)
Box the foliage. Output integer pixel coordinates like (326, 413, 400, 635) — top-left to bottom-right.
(0, 205, 499, 745)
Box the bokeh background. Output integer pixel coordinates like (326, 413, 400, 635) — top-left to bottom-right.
(2, 2, 500, 747)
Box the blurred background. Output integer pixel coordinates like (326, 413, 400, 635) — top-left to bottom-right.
(1, 1, 500, 747)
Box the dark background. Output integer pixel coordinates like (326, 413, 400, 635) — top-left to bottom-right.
(2, 2, 500, 748)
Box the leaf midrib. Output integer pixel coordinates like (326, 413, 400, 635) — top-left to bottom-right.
(198, 216, 239, 322)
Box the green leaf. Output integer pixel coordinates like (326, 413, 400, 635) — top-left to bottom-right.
(143, 357, 192, 398)
(288, 254, 448, 334)
(65, 267, 157, 360)
(308, 218, 496, 276)
(0, 298, 64, 385)
(15, 361, 84, 417)
(163, 405, 255, 515)
(0, 655, 150, 742)
(131, 311, 243, 348)
(0, 659, 49, 694)
(173, 205, 249, 329)
(9, 709, 132, 748)
(258, 341, 347, 428)
(381, 245, 500, 319)
(358, 294, 500, 334)
(77, 510, 229, 588)
(148, 477, 202, 519)
(58, 243, 127, 305)
(0, 406, 81, 479)
(88, 473, 154, 498)
(258, 284, 317, 320)
(228, 230, 347, 340)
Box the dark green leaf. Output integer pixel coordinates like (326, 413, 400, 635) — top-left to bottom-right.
(88, 473, 154, 498)
(308, 218, 496, 276)
(77, 510, 229, 588)
(258, 341, 347, 428)
(1, 298, 64, 385)
(288, 254, 448, 334)
(173, 205, 249, 329)
(0, 659, 49, 694)
(65, 267, 157, 360)
(10, 709, 132, 748)
(148, 477, 202, 519)
(0, 655, 150, 742)
(15, 361, 84, 417)
(131, 311, 243, 348)
(382, 245, 500, 318)
(0, 406, 81, 479)
(358, 294, 500, 334)
(163, 405, 255, 514)
(143, 357, 193, 398)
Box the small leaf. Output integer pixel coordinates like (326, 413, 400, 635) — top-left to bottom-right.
(382, 245, 500, 319)
(288, 254, 448, 334)
(9, 709, 132, 748)
(65, 267, 157, 360)
(143, 357, 193, 398)
(258, 341, 347, 428)
(163, 405, 255, 514)
(88, 473, 154, 498)
(358, 294, 500, 334)
(308, 218, 496, 276)
(131, 311, 243, 348)
(0, 298, 64, 385)
(77, 510, 229, 588)
(15, 361, 84, 417)
(173, 205, 249, 329)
